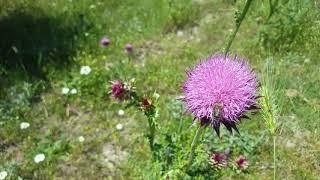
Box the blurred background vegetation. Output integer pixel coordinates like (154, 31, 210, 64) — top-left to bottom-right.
(0, 0, 319, 179)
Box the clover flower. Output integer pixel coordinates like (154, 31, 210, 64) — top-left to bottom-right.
(100, 37, 110, 46)
(70, 88, 77, 94)
(0, 171, 8, 180)
(182, 54, 259, 135)
(116, 123, 124, 131)
(20, 122, 30, 130)
(80, 66, 92, 75)
(62, 87, 70, 94)
(78, 136, 85, 143)
(118, 109, 125, 116)
(34, 153, 45, 163)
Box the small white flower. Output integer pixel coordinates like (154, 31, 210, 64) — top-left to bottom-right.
(20, 122, 30, 130)
(177, 30, 184, 37)
(0, 171, 8, 180)
(80, 66, 92, 75)
(78, 136, 85, 142)
(84, 32, 89, 37)
(62, 87, 70, 94)
(118, 110, 124, 116)
(304, 58, 310, 63)
(70, 88, 77, 94)
(34, 153, 45, 163)
(116, 123, 123, 131)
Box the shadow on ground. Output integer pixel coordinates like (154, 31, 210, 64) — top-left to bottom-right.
(0, 6, 84, 85)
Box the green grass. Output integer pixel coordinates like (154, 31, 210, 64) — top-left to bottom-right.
(1, 0, 320, 179)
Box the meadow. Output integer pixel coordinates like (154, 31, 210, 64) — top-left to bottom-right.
(0, 0, 319, 179)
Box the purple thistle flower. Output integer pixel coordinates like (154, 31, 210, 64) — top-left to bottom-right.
(236, 155, 248, 169)
(182, 54, 259, 136)
(125, 43, 133, 53)
(110, 80, 124, 99)
(101, 37, 110, 46)
(210, 152, 228, 168)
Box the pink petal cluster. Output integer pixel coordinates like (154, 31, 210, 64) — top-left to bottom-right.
(101, 37, 110, 46)
(210, 152, 228, 168)
(183, 54, 258, 135)
(236, 155, 248, 169)
(110, 80, 125, 99)
(125, 43, 133, 53)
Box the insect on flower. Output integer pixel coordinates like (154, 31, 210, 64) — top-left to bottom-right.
(182, 54, 260, 136)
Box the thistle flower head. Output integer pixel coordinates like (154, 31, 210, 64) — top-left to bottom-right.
(109, 79, 136, 101)
(209, 152, 227, 168)
(110, 80, 125, 99)
(100, 37, 110, 46)
(125, 43, 133, 53)
(236, 155, 248, 169)
(140, 96, 153, 110)
(183, 54, 258, 135)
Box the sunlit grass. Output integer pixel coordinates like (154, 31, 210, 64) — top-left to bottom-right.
(1, 0, 319, 179)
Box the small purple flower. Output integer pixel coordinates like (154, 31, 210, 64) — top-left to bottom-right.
(101, 37, 110, 46)
(182, 54, 259, 136)
(110, 80, 124, 99)
(236, 155, 248, 169)
(125, 43, 133, 53)
(210, 152, 227, 168)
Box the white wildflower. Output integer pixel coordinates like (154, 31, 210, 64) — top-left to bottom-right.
(34, 153, 45, 163)
(0, 171, 8, 180)
(78, 136, 85, 143)
(116, 123, 123, 131)
(20, 122, 30, 130)
(62, 87, 70, 94)
(80, 66, 91, 75)
(118, 109, 124, 116)
(70, 88, 77, 94)
(177, 30, 184, 37)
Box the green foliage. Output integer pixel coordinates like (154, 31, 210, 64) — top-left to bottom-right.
(254, 0, 317, 51)
(164, 0, 200, 32)
(1, 0, 320, 179)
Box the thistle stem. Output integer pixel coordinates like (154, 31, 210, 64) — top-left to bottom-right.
(273, 135, 276, 180)
(147, 117, 155, 151)
(267, 0, 279, 21)
(187, 125, 204, 167)
(224, 0, 253, 55)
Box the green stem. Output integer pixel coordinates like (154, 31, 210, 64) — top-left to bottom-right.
(187, 125, 204, 167)
(267, 0, 279, 21)
(147, 117, 156, 151)
(224, 0, 253, 55)
(273, 135, 276, 180)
